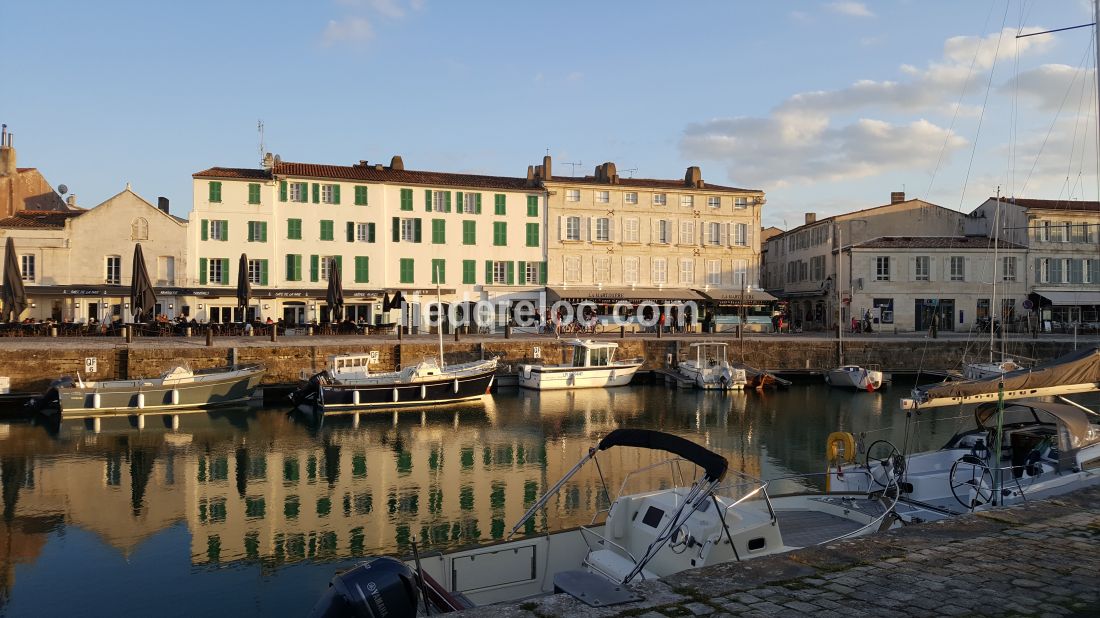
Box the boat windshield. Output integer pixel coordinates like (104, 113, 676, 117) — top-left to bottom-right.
(572, 345, 588, 367)
(591, 347, 610, 366)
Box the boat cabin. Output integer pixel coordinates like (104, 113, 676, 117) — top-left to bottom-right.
(328, 354, 373, 379)
(568, 340, 619, 368)
(685, 342, 729, 367)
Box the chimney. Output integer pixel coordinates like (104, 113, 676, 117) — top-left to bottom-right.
(527, 165, 535, 182)
(685, 166, 702, 188)
(158, 197, 170, 214)
(890, 191, 905, 204)
(542, 155, 552, 180)
(390, 155, 404, 171)
(66, 194, 77, 208)
(262, 152, 274, 170)
(0, 127, 14, 177)
(805, 213, 816, 225)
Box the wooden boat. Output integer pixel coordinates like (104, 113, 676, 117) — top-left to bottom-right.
(518, 339, 642, 390)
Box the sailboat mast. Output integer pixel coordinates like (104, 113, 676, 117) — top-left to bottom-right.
(836, 224, 843, 365)
(991, 188, 1000, 364)
(435, 263, 444, 371)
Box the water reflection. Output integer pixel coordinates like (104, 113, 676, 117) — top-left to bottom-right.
(3, 380, 1084, 616)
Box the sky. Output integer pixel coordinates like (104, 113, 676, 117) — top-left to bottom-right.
(3, 0, 1099, 229)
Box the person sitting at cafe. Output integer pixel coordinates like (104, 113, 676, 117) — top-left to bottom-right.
(265, 317, 274, 325)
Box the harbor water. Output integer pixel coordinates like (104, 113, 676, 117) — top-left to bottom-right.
(1, 379, 1086, 617)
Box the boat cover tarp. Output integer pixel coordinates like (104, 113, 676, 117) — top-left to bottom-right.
(975, 401, 1100, 450)
(598, 428, 728, 481)
(916, 347, 1100, 402)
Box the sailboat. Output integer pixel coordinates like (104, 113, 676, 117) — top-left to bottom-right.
(825, 225, 887, 391)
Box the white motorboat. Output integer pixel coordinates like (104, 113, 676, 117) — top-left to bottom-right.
(518, 339, 642, 390)
(311, 428, 943, 615)
(678, 342, 747, 390)
(825, 364, 886, 392)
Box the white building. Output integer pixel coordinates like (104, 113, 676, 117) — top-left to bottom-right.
(189, 156, 545, 326)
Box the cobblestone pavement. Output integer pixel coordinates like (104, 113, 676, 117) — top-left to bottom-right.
(468, 486, 1100, 617)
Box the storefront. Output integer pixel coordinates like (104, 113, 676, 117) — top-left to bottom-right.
(543, 286, 707, 330)
(1031, 290, 1100, 332)
(23, 285, 188, 323)
(695, 289, 779, 332)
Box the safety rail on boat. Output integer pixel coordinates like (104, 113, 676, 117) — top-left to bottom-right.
(765, 470, 902, 543)
(711, 473, 777, 526)
(576, 526, 647, 582)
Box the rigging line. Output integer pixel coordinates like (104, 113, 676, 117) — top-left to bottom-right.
(958, 1, 1013, 213)
(926, 0, 1000, 200)
(1019, 37, 1095, 195)
(1015, 23, 1096, 38)
(1064, 33, 1094, 200)
(1010, 0, 1028, 197)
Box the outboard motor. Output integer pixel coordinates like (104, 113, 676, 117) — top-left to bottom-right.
(289, 371, 330, 407)
(309, 557, 420, 618)
(26, 377, 72, 413)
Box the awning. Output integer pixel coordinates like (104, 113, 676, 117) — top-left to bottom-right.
(695, 289, 778, 303)
(1034, 289, 1100, 306)
(545, 286, 705, 303)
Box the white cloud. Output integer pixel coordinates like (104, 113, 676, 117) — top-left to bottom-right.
(827, 2, 873, 18)
(321, 17, 375, 47)
(1002, 64, 1094, 112)
(366, 0, 405, 18)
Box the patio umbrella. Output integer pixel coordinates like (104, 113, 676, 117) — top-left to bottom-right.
(390, 290, 406, 309)
(381, 292, 391, 312)
(326, 257, 344, 322)
(1, 237, 26, 323)
(129, 243, 156, 322)
(236, 253, 251, 321)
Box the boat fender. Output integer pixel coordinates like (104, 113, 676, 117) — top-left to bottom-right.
(352, 390, 360, 406)
(826, 432, 857, 465)
(392, 388, 399, 403)
(453, 378, 459, 394)
(420, 384, 427, 399)
(170, 389, 180, 406)
(136, 392, 145, 409)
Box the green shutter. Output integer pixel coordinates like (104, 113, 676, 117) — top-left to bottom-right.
(287, 218, 301, 240)
(320, 220, 333, 241)
(392, 217, 400, 242)
(444, 191, 451, 213)
(368, 222, 376, 243)
(494, 222, 507, 246)
(527, 195, 538, 217)
(209, 181, 221, 203)
(463, 260, 475, 284)
(260, 260, 268, 285)
(540, 262, 547, 284)
(506, 261, 514, 285)
(247, 222, 254, 242)
(280, 181, 287, 202)
(310, 255, 319, 282)
(222, 259, 230, 285)
(201, 219, 208, 241)
(518, 260, 526, 285)
(456, 192, 463, 214)
(199, 258, 207, 285)
(355, 256, 369, 283)
(425, 189, 432, 212)
(286, 255, 294, 281)
(260, 222, 267, 242)
(312, 183, 320, 204)
(354, 185, 367, 205)
(475, 194, 482, 214)
(333, 185, 341, 204)
(414, 218, 422, 243)
(495, 194, 505, 216)
(221, 220, 228, 241)
(334, 255, 342, 281)
(485, 260, 493, 284)
(400, 188, 412, 211)
(462, 220, 475, 245)
(346, 221, 354, 242)
(294, 255, 302, 281)
(432, 219, 445, 244)
(526, 222, 539, 247)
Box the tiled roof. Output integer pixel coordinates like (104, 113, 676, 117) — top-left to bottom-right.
(854, 236, 1026, 250)
(995, 197, 1100, 213)
(195, 162, 533, 191)
(192, 167, 272, 180)
(544, 175, 756, 193)
(0, 210, 83, 229)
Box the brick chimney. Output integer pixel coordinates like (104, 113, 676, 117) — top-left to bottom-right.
(158, 197, 170, 214)
(684, 166, 704, 188)
(542, 155, 552, 180)
(390, 155, 404, 171)
(0, 125, 15, 177)
(805, 213, 816, 225)
(890, 191, 905, 204)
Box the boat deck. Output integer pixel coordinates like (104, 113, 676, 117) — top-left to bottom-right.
(775, 510, 865, 548)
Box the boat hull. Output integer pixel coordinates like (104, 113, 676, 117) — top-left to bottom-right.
(678, 364, 747, 390)
(825, 366, 884, 391)
(55, 366, 265, 416)
(316, 367, 495, 411)
(518, 362, 641, 390)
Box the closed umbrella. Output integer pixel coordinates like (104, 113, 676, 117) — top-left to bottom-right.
(129, 243, 156, 322)
(381, 292, 391, 312)
(1, 237, 26, 323)
(236, 253, 251, 321)
(326, 258, 344, 322)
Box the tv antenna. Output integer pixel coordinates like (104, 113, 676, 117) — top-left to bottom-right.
(621, 167, 638, 178)
(561, 161, 583, 175)
(258, 120, 265, 166)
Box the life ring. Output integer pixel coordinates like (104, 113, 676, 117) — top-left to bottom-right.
(826, 431, 857, 465)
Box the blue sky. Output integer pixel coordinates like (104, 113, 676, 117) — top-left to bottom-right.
(3, 1, 1098, 227)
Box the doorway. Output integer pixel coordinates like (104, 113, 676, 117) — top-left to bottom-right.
(283, 302, 306, 325)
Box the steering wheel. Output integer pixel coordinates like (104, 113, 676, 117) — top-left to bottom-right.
(863, 439, 905, 490)
(950, 455, 994, 509)
(668, 524, 690, 554)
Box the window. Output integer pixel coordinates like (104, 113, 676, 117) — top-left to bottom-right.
(492, 261, 508, 284)
(209, 181, 222, 203)
(526, 195, 538, 217)
(625, 192, 638, 204)
(735, 197, 748, 209)
(320, 184, 338, 204)
(458, 192, 480, 214)
(1002, 256, 1016, 281)
(1049, 221, 1064, 243)
(565, 216, 581, 241)
(289, 182, 307, 203)
(320, 256, 336, 281)
(525, 261, 540, 284)
(493, 222, 507, 246)
(354, 185, 368, 206)
(623, 256, 639, 284)
(285, 255, 302, 281)
(679, 258, 694, 284)
(247, 259, 265, 285)
(131, 218, 148, 240)
(106, 255, 121, 284)
(656, 220, 671, 244)
(652, 257, 667, 284)
(707, 222, 721, 246)
(653, 193, 667, 206)
(19, 255, 34, 282)
(680, 195, 694, 208)
(594, 217, 610, 242)
(1038, 257, 1050, 283)
(1072, 223, 1089, 243)
(564, 256, 581, 283)
(810, 255, 825, 281)
(1050, 257, 1064, 283)
(1086, 259, 1096, 284)
(734, 223, 747, 246)
(734, 259, 748, 287)
(399, 218, 420, 242)
(915, 256, 930, 281)
(873, 298, 894, 324)
(432, 219, 446, 244)
(431, 259, 446, 284)
(247, 221, 267, 242)
(679, 220, 695, 245)
(594, 256, 610, 283)
(565, 189, 580, 202)
(208, 258, 225, 285)
(706, 259, 721, 285)
(355, 222, 374, 242)
(158, 256, 175, 285)
(354, 256, 369, 283)
(400, 188, 413, 211)
(950, 256, 965, 281)
(526, 223, 539, 247)
(209, 220, 227, 241)
(463, 220, 477, 245)
(875, 256, 890, 281)
(462, 260, 476, 284)
(1060, 222, 1072, 243)
(623, 218, 639, 243)
(596, 191, 609, 204)
(399, 259, 414, 283)
(1068, 258, 1083, 284)
(287, 219, 302, 240)
(319, 220, 334, 241)
(707, 196, 720, 209)
(431, 190, 450, 212)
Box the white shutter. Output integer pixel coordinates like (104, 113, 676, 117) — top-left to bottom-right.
(585, 217, 592, 242)
(650, 219, 659, 244)
(746, 225, 754, 251)
(909, 256, 916, 281)
(558, 215, 565, 241)
(720, 222, 729, 246)
(703, 222, 711, 245)
(608, 218, 615, 243)
(964, 257, 971, 282)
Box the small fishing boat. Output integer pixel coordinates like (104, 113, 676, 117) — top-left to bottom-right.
(518, 339, 642, 390)
(290, 353, 496, 411)
(677, 342, 746, 390)
(32, 363, 265, 416)
(825, 364, 887, 391)
(311, 428, 939, 615)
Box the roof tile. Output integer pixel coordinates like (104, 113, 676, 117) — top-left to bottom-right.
(854, 236, 1026, 250)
